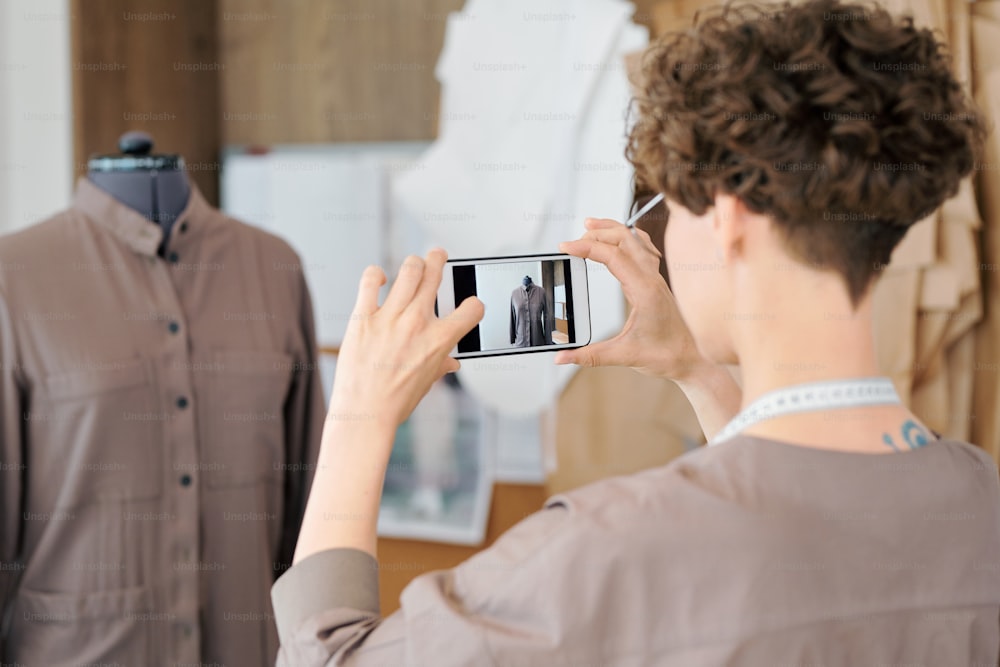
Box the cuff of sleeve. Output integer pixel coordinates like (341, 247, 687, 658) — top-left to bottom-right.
(271, 548, 380, 646)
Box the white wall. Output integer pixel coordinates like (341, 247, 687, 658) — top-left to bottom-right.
(0, 0, 73, 235)
(474, 260, 542, 351)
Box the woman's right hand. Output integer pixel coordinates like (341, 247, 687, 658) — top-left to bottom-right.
(554, 217, 706, 382)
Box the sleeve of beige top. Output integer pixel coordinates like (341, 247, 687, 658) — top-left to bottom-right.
(271, 499, 577, 666)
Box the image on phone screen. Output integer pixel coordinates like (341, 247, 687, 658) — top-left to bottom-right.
(437, 254, 591, 359)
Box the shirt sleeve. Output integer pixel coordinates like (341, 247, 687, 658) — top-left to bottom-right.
(510, 295, 516, 344)
(0, 281, 25, 652)
(544, 287, 554, 343)
(276, 271, 327, 578)
(271, 498, 581, 666)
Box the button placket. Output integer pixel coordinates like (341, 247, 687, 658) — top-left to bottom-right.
(145, 252, 201, 666)
(164, 212, 191, 262)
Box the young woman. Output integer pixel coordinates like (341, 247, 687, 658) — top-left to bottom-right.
(272, 1, 1000, 664)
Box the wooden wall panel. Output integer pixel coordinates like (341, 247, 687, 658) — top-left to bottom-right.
(218, 0, 464, 145)
(70, 0, 221, 204)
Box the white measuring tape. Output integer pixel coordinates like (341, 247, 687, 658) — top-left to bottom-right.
(709, 376, 902, 446)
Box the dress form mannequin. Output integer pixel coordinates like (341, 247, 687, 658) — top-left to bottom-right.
(87, 131, 191, 255)
(0, 129, 327, 666)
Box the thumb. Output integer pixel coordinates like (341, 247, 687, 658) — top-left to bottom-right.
(442, 296, 485, 343)
(553, 340, 621, 368)
(440, 356, 460, 375)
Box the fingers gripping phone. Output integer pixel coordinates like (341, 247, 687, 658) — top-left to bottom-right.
(436, 253, 592, 359)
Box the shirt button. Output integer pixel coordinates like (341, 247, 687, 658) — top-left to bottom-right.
(176, 396, 189, 409)
(179, 474, 192, 487)
(168, 251, 180, 263)
(168, 321, 180, 334)
(183, 623, 193, 638)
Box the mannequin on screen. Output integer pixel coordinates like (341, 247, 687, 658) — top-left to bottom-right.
(510, 275, 552, 347)
(87, 130, 191, 255)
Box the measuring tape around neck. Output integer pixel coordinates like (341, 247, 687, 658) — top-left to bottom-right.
(708, 376, 903, 446)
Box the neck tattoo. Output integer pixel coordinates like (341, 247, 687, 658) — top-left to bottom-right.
(881, 418, 934, 451)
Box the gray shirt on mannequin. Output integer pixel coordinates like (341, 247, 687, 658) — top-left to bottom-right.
(510, 282, 552, 347)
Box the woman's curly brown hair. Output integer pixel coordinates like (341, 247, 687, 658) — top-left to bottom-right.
(627, 0, 988, 306)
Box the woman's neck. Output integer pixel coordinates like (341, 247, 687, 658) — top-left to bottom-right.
(727, 281, 935, 453)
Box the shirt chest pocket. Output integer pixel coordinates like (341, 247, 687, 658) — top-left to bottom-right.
(32, 358, 163, 508)
(202, 350, 294, 488)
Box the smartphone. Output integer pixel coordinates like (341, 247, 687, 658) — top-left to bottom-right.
(436, 253, 591, 359)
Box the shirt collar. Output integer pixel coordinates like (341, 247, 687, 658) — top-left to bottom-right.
(72, 176, 212, 257)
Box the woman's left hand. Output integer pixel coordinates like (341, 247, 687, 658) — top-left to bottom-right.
(327, 248, 484, 435)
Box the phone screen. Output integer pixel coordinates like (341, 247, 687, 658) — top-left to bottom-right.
(448, 257, 581, 355)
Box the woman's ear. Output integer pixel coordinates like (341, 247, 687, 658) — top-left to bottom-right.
(712, 194, 745, 264)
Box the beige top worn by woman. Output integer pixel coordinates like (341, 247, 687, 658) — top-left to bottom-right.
(272, 434, 1000, 666)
